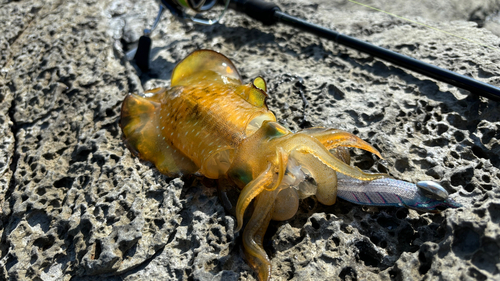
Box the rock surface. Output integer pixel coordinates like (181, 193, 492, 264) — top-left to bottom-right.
(1, 0, 499, 280)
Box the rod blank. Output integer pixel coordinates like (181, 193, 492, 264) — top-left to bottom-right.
(228, 0, 500, 101)
(274, 11, 500, 101)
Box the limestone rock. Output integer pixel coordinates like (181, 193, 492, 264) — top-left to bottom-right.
(1, 0, 499, 280)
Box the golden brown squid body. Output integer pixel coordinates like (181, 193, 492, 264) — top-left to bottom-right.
(121, 50, 386, 280)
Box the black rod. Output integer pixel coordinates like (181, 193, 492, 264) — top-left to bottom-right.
(274, 11, 500, 101)
(228, 0, 500, 101)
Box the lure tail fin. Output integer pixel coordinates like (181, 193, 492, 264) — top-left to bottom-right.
(120, 89, 197, 177)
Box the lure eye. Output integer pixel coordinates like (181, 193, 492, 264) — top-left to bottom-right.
(416, 181, 449, 201)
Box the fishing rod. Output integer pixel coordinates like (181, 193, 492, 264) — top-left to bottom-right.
(131, 0, 500, 101)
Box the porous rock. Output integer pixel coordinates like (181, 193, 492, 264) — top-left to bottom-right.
(0, 0, 499, 280)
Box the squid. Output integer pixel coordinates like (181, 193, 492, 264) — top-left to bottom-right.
(120, 49, 461, 281)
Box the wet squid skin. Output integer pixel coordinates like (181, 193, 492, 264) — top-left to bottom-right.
(121, 50, 460, 281)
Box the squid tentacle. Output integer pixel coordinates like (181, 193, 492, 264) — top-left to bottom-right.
(235, 148, 288, 232)
(243, 189, 278, 281)
(301, 128, 383, 159)
(294, 141, 386, 181)
(264, 148, 287, 191)
(235, 164, 272, 232)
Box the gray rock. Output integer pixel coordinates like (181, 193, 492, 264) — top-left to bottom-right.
(1, 0, 499, 280)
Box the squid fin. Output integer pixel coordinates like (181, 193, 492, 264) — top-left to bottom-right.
(120, 89, 197, 177)
(253, 76, 267, 91)
(235, 76, 269, 108)
(171, 49, 242, 86)
(246, 77, 268, 108)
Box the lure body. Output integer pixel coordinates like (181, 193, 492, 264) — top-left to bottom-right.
(120, 50, 460, 281)
(336, 175, 459, 211)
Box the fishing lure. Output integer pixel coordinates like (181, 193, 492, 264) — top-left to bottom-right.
(120, 49, 461, 281)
